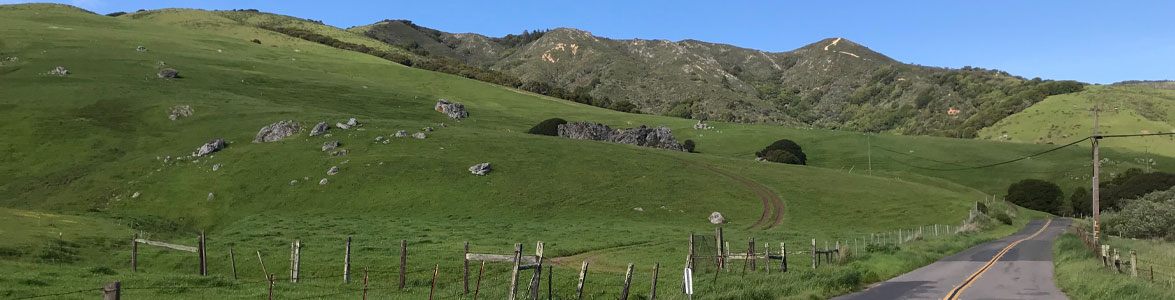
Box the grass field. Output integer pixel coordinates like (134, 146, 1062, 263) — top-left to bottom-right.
(0, 4, 1171, 299)
(979, 85, 1175, 158)
(1053, 222, 1175, 300)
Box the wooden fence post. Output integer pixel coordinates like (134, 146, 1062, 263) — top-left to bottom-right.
(508, 243, 523, 300)
(131, 235, 137, 273)
(464, 241, 470, 294)
(198, 231, 207, 276)
(290, 240, 301, 283)
(620, 263, 634, 300)
(256, 251, 268, 280)
(576, 261, 589, 300)
(898, 230, 903, 244)
(229, 247, 238, 280)
(399, 240, 407, 290)
(724, 241, 730, 272)
(528, 241, 546, 300)
(363, 268, 369, 300)
(344, 237, 352, 283)
(650, 263, 660, 300)
(102, 281, 120, 300)
(811, 239, 817, 269)
(1113, 248, 1122, 273)
(780, 242, 787, 272)
(548, 265, 553, 300)
(1130, 250, 1138, 277)
(764, 242, 770, 274)
(749, 237, 756, 272)
(715, 227, 724, 270)
(267, 274, 275, 300)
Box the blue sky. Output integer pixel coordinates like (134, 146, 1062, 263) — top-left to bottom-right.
(9, 0, 1173, 83)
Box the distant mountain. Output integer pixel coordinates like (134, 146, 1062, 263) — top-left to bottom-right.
(350, 20, 1085, 137)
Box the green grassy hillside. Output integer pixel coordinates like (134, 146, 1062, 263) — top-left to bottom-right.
(979, 85, 1175, 158)
(0, 4, 1169, 299)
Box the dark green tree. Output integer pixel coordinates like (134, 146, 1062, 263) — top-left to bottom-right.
(755, 139, 807, 165)
(683, 140, 696, 153)
(1070, 187, 1091, 217)
(1006, 179, 1064, 215)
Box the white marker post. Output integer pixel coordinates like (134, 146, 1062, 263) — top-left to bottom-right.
(683, 267, 694, 299)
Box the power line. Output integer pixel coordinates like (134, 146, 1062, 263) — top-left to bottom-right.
(871, 136, 1091, 171)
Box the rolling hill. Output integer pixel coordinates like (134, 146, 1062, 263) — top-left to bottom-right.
(979, 85, 1175, 158)
(0, 4, 1168, 299)
(352, 20, 1085, 137)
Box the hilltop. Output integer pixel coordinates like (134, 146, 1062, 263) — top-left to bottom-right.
(352, 20, 1084, 137)
(980, 85, 1175, 157)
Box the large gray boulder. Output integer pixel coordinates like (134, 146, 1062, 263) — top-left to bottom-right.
(157, 68, 179, 79)
(253, 120, 301, 143)
(611, 126, 686, 152)
(394, 130, 409, 137)
(709, 212, 726, 224)
(412, 132, 427, 139)
(557, 122, 686, 152)
(469, 163, 491, 175)
(309, 122, 329, 136)
(327, 166, 339, 176)
(346, 118, 359, 127)
(193, 138, 226, 157)
(434, 99, 468, 120)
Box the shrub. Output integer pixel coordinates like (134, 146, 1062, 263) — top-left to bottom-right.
(105, 11, 127, 17)
(683, 139, 696, 153)
(990, 210, 1013, 225)
(251, 39, 262, 44)
(1102, 187, 1175, 239)
(755, 139, 806, 165)
(1005, 179, 1063, 215)
(526, 118, 567, 136)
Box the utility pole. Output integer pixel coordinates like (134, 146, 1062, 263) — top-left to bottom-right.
(867, 134, 873, 176)
(1090, 106, 1102, 243)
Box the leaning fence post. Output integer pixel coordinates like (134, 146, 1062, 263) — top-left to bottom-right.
(715, 227, 724, 270)
(576, 261, 588, 300)
(476, 261, 485, 300)
(508, 243, 523, 300)
(363, 267, 369, 300)
(102, 281, 120, 300)
(687, 233, 695, 272)
(257, 251, 268, 280)
(267, 274, 275, 300)
(1130, 250, 1138, 277)
(229, 247, 238, 280)
(650, 263, 660, 300)
(620, 263, 634, 300)
(131, 234, 137, 273)
(430, 264, 439, 300)
(344, 237, 352, 283)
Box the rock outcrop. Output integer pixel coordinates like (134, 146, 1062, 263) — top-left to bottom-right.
(412, 133, 427, 139)
(330, 149, 349, 156)
(168, 105, 194, 121)
(319, 178, 328, 185)
(434, 99, 468, 120)
(253, 120, 301, 143)
(46, 66, 68, 76)
(157, 68, 179, 79)
(309, 122, 330, 136)
(557, 122, 686, 151)
(322, 141, 340, 152)
(193, 138, 226, 157)
(709, 212, 726, 224)
(327, 166, 339, 175)
(469, 163, 491, 175)
(394, 130, 408, 137)
(212, 163, 223, 171)
(136, 46, 148, 52)
(335, 122, 351, 130)
(346, 118, 359, 127)
(693, 120, 712, 130)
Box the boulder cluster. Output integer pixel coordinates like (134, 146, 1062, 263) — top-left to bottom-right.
(435, 99, 468, 120)
(253, 120, 302, 143)
(557, 121, 686, 152)
(168, 105, 194, 121)
(469, 163, 491, 175)
(46, 66, 68, 76)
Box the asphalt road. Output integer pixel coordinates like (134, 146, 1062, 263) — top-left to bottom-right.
(832, 218, 1071, 300)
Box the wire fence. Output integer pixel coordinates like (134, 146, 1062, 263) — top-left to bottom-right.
(1074, 224, 1175, 289)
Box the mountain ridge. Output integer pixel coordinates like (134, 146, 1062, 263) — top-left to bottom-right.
(353, 20, 1085, 137)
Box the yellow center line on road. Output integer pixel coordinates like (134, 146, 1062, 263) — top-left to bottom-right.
(942, 218, 1053, 300)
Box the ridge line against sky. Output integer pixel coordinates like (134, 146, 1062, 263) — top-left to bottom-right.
(3, 0, 1173, 84)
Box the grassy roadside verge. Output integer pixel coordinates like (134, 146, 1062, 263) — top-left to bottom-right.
(1053, 223, 1175, 300)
